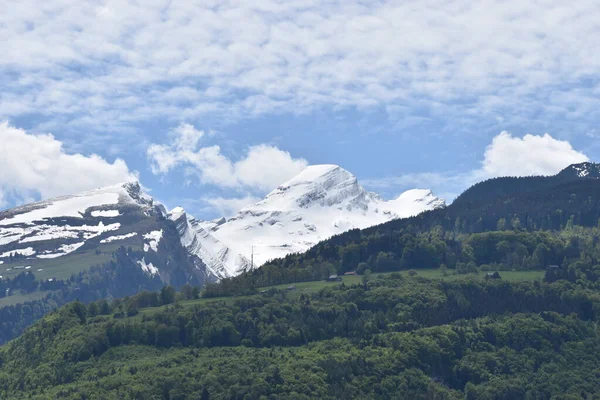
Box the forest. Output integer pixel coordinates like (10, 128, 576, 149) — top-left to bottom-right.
(2, 262, 600, 398)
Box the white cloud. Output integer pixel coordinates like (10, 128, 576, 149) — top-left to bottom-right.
(0, 121, 136, 206)
(481, 131, 589, 178)
(364, 131, 590, 202)
(0, 1, 599, 134)
(148, 123, 308, 191)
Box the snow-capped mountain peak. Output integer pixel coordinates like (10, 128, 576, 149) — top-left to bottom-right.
(252, 164, 376, 212)
(174, 165, 445, 280)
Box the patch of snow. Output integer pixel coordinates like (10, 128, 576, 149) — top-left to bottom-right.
(37, 242, 85, 259)
(0, 228, 26, 245)
(169, 207, 186, 221)
(91, 210, 121, 217)
(137, 258, 159, 275)
(19, 226, 80, 243)
(0, 247, 36, 258)
(6, 222, 120, 245)
(100, 232, 138, 243)
(143, 230, 163, 252)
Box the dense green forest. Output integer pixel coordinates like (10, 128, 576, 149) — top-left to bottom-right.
(2, 263, 600, 399)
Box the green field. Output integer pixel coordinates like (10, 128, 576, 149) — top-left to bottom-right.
(0, 290, 52, 307)
(392, 268, 545, 282)
(137, 269, 545, 317)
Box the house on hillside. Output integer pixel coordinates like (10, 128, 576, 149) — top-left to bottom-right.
(328, 274, 342, 282)
(485, 271, 502, 280)
(344, 271, 357, 276)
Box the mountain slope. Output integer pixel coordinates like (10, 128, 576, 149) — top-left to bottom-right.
(252, 162, 600, 276)
(0, 182, 208, 306)
(171, 165, 444, 278)
(0, 182, 173, 279)
(3, 269, 600, 399)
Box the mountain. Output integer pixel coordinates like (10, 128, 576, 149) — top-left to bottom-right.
(556, 161, 600, 180)
(453, 161, 600, 209)
(0, 181, 216, 344)
(0, 181, 209, 286)
(169, 165, 445, 279)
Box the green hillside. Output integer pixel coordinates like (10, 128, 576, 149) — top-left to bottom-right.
(1, 267, 599, 399)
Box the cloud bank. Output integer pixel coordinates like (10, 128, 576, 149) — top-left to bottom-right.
(0, 121, 136, 207)
(1, 1, 599, 135)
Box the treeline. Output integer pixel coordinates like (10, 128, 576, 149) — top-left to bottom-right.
(3, 270, 600, 398)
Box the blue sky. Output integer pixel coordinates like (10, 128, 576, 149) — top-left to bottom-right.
(1, 0, 599, 219)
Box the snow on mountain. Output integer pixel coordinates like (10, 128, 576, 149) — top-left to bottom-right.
(168, 208, 237, 279)
(0, 182, 157, 262)
(557, 162, 600, 180)
(143, 230, 163, 252)
(171, 165, 445, 279)
(100, 232, 138, 243)
(0, 168, 443, 284)
(0, 182, 152, 226)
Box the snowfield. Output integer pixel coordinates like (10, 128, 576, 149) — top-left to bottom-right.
(0, 192, 119, 226)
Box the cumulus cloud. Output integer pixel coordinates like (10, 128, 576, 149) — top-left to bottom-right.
(481, 131, 589, 178)
(148, 123, 308, 191)
(0, 1, 599, 135)
(0, 121, 136, 206)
